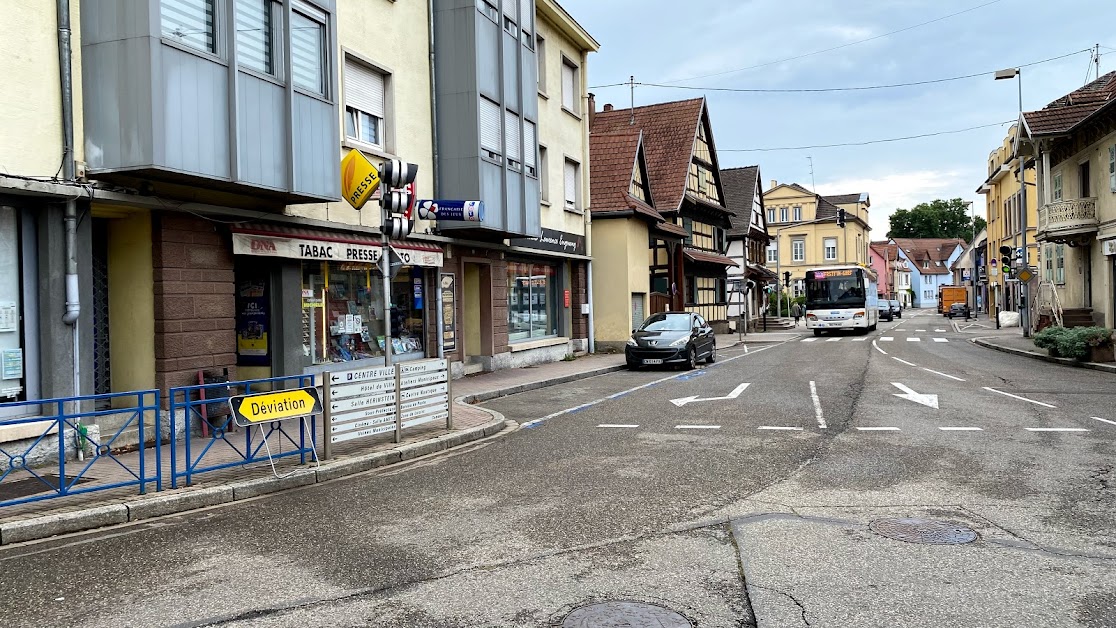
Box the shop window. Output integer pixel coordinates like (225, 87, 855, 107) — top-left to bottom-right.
(0, 207, 26, 405)
(390, 268, 426, 358)
(507, 262, 558, 341)
(302, 261, 385, 364)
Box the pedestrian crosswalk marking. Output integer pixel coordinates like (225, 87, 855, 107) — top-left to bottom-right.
(880, 337, 894, 342)
(907, 337, 921, 342)
(933, 338, 948, 343)
(826, 338, 841, 342)
(801, 338, 818, 342)
(850, 338, 867, 342)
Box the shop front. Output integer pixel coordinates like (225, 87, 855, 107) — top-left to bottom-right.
(230, 225, 444, 378)
(506, 228, 591, 360)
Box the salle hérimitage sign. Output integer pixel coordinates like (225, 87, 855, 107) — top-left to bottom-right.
(510, 228, 586, 257)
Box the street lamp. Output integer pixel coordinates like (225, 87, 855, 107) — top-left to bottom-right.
(995, 67, 1030, 336)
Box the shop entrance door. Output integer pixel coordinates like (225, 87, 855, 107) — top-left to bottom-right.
(462, 262, 493, 363)
(92, 219, 111, 407)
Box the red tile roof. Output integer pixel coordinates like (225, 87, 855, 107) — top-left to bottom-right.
(591, 98, 706, 213)
(891, 238, 965, 275)
(589, 129, 665, 223)
(1023, 71, 1116, 136)
(683, 247, 738, 267)
(654, 221, 688, 238)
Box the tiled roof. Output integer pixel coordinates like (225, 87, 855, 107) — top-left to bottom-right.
(890, 238, 965, 275)
(683, 247, 738, 267)
(870, 241, 899, 262)
(654, 221, 688, 238)
(722, 166, 760, 237)
(823, 193, 867, 206)
(588, 129, 665, 223)
(815, 196, 842, 220)
(1022, 71, 1116, 136)
(592, 98, 706, 213)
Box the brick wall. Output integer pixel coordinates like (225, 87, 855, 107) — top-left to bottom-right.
(571, 261, 588, 339)
(152, 213, 237, 393)
(491, 258, 508, 354)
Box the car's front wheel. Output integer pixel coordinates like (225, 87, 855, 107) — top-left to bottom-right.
(686, 346, 698, 370)
(706, 343, 717, 364)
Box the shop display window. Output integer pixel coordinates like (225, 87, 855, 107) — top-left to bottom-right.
(507, 261, 558, 342)
(302, 262, 385, 364)
(389, 267, 425, 357)
(0, 207, 24, 402)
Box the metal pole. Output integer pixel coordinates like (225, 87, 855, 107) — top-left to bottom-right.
(382, 236, 394, 366)
(322, 378, 333, 460)
(1018, 70, 1031, 337)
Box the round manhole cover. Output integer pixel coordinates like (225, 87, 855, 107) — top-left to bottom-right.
(869, 518, 978, 545)
(561, 601, 692, 628)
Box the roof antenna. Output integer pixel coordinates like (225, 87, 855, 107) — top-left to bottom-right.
(807, 156, 817, 192)
(1096, 43, 1102, 81)
(629, 75, 636, 125)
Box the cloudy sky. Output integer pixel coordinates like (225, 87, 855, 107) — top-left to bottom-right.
(562, 0, 1116, 237)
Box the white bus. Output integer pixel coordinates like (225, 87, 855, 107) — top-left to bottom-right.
(804, 265, 879, 337)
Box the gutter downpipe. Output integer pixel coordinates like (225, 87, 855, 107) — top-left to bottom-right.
(58, 0, 82, 459)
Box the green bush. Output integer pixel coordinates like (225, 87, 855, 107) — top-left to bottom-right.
(1035, 326, 1116, 360)
(1033, 326, 1069, 351)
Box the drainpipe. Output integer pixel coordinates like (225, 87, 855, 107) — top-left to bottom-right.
(586, 260, 595, 353)
(58, 0, 82, 459)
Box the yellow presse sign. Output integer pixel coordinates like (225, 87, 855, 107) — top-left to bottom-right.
(229, 388, 323, 425)
(341, 149, 381, 210)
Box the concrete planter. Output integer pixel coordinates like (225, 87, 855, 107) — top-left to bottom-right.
(1088, 345, 1115, 363)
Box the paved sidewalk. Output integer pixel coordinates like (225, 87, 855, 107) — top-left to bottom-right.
(972, 332, 1116, 374)
(0, 354, 641, 545)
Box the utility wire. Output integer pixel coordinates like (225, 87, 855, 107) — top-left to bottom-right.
(589, 0, 1005, 88)
(720, 120, 1013, 152)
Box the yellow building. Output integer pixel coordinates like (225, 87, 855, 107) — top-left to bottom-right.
(976, 124, 1038, 318)
(762, 182, 872, 300)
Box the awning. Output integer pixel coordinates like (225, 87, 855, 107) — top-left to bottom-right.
(683, 247, 738, 267)
(654, 221, 688, 238)
(231, 224, 444, 267)
(746, 263, 777, 280)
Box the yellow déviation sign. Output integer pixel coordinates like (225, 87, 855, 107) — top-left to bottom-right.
(229, 388, 323, 425)
(341, 149, 381, 210)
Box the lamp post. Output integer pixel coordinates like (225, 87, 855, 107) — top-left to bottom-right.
(995, 67, 1030, 336)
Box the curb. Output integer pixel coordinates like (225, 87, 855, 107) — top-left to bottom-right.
(971, 338, 1116, 374)
(0, 415, 513, 546)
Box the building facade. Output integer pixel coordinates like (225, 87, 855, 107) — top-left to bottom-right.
(1019, 71, 1116, 329)
(722, 166, 774, 326)
(763, 181, 871, 300)
(889, 238, 965, 309)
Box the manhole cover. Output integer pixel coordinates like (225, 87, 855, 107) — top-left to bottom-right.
(561, 601, 692, 628)
(869, 518, 978, 545)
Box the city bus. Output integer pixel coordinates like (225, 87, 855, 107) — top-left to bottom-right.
(804, 265, 880, 337)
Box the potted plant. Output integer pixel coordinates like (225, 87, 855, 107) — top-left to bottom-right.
(1079, 327, 1116, 363)
(1033, 326, 1069, 357)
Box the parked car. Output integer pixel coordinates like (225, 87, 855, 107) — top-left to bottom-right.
(889, 300, 902, 318)
(877, 300, 894, 322)
(626, 312, 716, 370)
(947, 303, 970, 319)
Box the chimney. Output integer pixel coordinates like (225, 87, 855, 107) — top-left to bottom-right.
(769, 179, 777, 189)
(587, 93, 596, 128)
(604, 103, 614, 112)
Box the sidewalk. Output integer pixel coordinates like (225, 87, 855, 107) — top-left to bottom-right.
(972, 332, 1116, 374)
(0, 353, 632, 545)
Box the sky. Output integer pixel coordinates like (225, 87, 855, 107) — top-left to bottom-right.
(560, 0, 1116, 238)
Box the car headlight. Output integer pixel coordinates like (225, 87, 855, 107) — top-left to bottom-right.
(669, 336, 690, 347)
(626, 337, 638, 347)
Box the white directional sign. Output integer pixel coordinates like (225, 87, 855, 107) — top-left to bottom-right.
(891, 383, 939, 409)
(670, 383, 750, 407)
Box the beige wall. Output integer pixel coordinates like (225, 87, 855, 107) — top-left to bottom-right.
(105, 209, 155, 396)
(591, 219, 648, 343)
(1, 0, 84, 177)
(764, 185, 872, 286)
(286, 0, 434, 232)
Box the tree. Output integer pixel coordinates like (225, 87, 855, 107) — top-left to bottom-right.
(887, 198, 985, 241)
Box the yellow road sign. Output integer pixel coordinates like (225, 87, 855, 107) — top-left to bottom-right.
(341, 149, 380, 210)
(1016, 268, 1034, 283)
(229, 387, 323, 425)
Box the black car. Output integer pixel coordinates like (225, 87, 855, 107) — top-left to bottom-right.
(626, 312, 716, 370)
(877, 300, 894, 322)
(947, 303, 970, 319)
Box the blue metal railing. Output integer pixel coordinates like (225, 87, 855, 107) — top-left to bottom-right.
(0, 390, 161, 508)
(168, 375, 316, 488)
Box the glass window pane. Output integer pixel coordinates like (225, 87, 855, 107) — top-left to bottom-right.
(236, 0, 273, 74)
(162, 0, 216, 53)
(508, 262, 531, 342)
(359, 112, 380, 146)
(291, 12, 325, 95)
(345, 107, 357, 139)
(304, 262, 386, 364)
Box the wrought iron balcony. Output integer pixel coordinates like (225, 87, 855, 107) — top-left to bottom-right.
(1037, 198, 1098, 243)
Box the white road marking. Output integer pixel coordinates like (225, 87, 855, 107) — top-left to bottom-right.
(892, 357, 917, 366)
(935, 329, 947, 332)
(880, 337, 894, 342)
(670, 382, 750, 407)
(597, 424, 639, 428)
(809, 380, 826, 429)
(801, 338, 818, 343)
(675, 425, 721, 430)
(940, 427, 983, 431)
(922, 368, 965, 382)
(519, 346, 778, 428)
(826, 338, 841, 342)
(1025, 428, 1089, 432)
(873, 341, 888, 355)
(1091, 417, 1116, 427)
(916, 329, 927, 332)
(851, 338, 868, 342)
(907, 337, 921, 342)
(892, 382, 939, 409)
(983, 387, 1057, 409)
(758, 426, 803, 431)
(933, 338, 948, 343)
(857, 427, 901, 431)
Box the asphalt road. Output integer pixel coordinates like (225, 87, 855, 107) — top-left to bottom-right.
(3, 310, 1116, 627)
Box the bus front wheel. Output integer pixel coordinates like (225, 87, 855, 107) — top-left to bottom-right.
(813, 329, 822, 337)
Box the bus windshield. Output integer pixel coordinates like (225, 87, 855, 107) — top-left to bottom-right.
(806, 269, 866, 309)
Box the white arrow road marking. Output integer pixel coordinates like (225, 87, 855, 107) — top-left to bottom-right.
(670, 382, 750, 407)
(983, 387, 1057, 408)
(892, 357, 916, 366)
(917, 329, 927, 332)
(940, 426, 983, 431)
(597, 424, 639, 428)
(675, 425, 721, 430)
(921, 368, 965, 381)
(892, 382, 939, 409)
(1092, 417, 1116, 427)
(857, 426, 901, 431)
(759, 426, 803, 431)
(1025, 427, 1088, 432)
(810, 380, 826, 428)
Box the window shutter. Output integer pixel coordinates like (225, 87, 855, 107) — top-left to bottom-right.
(505, 110, 521, 161)
(344, 61, 385, 118)
(524, 121, 537, 168)
(561, 63, 576, 110)
(502, 0, 515, 20)
(480, 98, 501, 152)
(519, 0, 533, 32)
(564, 160, 577, 206)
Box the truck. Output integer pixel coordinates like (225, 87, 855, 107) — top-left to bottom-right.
(938, 286, 967, 315)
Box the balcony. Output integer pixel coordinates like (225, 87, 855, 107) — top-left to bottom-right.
(1037, 198, 1098, 244)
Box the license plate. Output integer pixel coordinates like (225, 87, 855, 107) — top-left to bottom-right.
(642, 359, 664, 365)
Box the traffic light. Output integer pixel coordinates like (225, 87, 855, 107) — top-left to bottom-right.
(379, 159, 418, 239)
(837, 208, 847, 228)
(783, 271, 791, 288)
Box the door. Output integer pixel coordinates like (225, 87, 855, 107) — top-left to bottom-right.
(463, 264, 482, 359)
